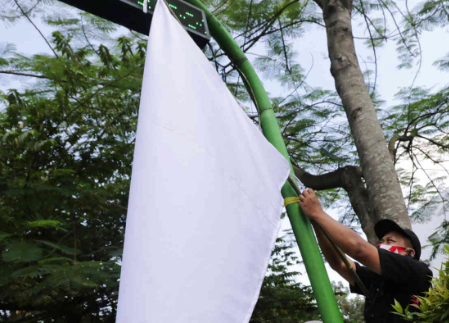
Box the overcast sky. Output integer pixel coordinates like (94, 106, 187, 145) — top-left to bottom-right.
(1, 0, 448, 288)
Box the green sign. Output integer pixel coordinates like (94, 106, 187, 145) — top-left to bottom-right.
(122, 0, 208, 37)
(57, 0, 210, 48)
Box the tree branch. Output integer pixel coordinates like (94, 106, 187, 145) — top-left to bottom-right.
(278, 18, 291, 74)
(417, 135, 449, 149)
(0, 70, 135, 90)
(13, 0, 59, 58)
(211, 0, 232, 15)
(0, 70, 48, 79)
(357, 1, 379, 94)
(388, 134, 414, 162)
(236, 0, 300, 40)
(0, 0, 41, 20)
(293, 164, 346, 190)
(293, 164, 377, 243)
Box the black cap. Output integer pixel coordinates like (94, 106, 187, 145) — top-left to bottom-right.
(374, 219, 421, 260)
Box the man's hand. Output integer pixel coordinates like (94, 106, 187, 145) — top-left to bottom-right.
(299, 188, 381, 276)
(298, 188, 324, 220)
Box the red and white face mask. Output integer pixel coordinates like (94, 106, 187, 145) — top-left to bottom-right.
(377, 244, 407, 254)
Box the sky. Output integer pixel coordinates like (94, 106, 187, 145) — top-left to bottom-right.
(1, 0, 448, 290)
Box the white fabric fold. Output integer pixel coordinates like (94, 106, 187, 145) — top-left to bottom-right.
(116, 1, 291, 321)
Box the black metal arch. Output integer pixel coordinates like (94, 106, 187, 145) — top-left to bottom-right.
(58, 0, 210, 48)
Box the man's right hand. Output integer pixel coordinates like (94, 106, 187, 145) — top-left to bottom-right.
(298, 188, 325, 220)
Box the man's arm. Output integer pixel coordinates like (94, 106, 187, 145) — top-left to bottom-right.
(299, 189, 381, 275)
(311, 221, 356, 286)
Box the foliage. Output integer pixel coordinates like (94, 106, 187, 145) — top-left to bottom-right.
(429, 221, 449, 258)
(333, 282, 365, 323)
(0, 8, 145, 321)
(2, 0, 449, 236)
(393, 245, 449, 322)
(251, 232, 321, 323)
(0, 0, 449, 321)
(382, 87, 449, 216)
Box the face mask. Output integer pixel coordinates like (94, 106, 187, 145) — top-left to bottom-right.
(377, 244, 407, 254)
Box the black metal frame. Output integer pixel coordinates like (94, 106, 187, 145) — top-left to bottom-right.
(58, 0, 210, 48)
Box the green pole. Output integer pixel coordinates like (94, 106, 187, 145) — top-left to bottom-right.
(182, 1, 345, 322)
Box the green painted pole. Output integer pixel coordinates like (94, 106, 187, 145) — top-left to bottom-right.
(181, 1, 345, 322)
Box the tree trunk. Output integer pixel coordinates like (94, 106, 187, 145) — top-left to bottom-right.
(339, 167, 376, 244)
(315, 0, 411, 229)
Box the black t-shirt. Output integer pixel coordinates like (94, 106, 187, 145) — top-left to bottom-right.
(350, 248, 433, 323)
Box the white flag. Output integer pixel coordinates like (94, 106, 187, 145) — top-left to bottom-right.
(116, 1, 290, 322)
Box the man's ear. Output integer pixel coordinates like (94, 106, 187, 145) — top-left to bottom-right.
(406, 248, 415, 258)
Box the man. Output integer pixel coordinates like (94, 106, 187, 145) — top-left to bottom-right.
(298, 188, 432, 323)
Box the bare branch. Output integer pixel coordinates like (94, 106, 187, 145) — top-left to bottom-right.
(0, 0, 41, 20)
(292, 164, 362, 190)
(13, 0, 59, 58)
(0, 70, 48, 79)
(211, 0, 232, 15)
(278, 18, 291, 74)
(356, 3, 379, 94)
(388, 134, 414, 162)
(417, 135, 449, 149)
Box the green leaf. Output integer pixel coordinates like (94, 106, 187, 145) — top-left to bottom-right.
(392, 299, 403, 314)
(24, 220, 66, 231)
(2, 241, 43, 263)
(442, 307, 449, 320)
(36, 240, 80, 255)
(0, 232, 12, 242)
(38, 257, 73, 264)
(12, 264, 56, 278)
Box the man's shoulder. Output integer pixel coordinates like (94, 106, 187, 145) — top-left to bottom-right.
(400, 255, 433, 277)
(415, 260, 433, 285)
(415, 259, 433, 274)
(376, 249, 432, 288)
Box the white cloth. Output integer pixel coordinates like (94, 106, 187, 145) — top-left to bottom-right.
(116, 1, 290, 322)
